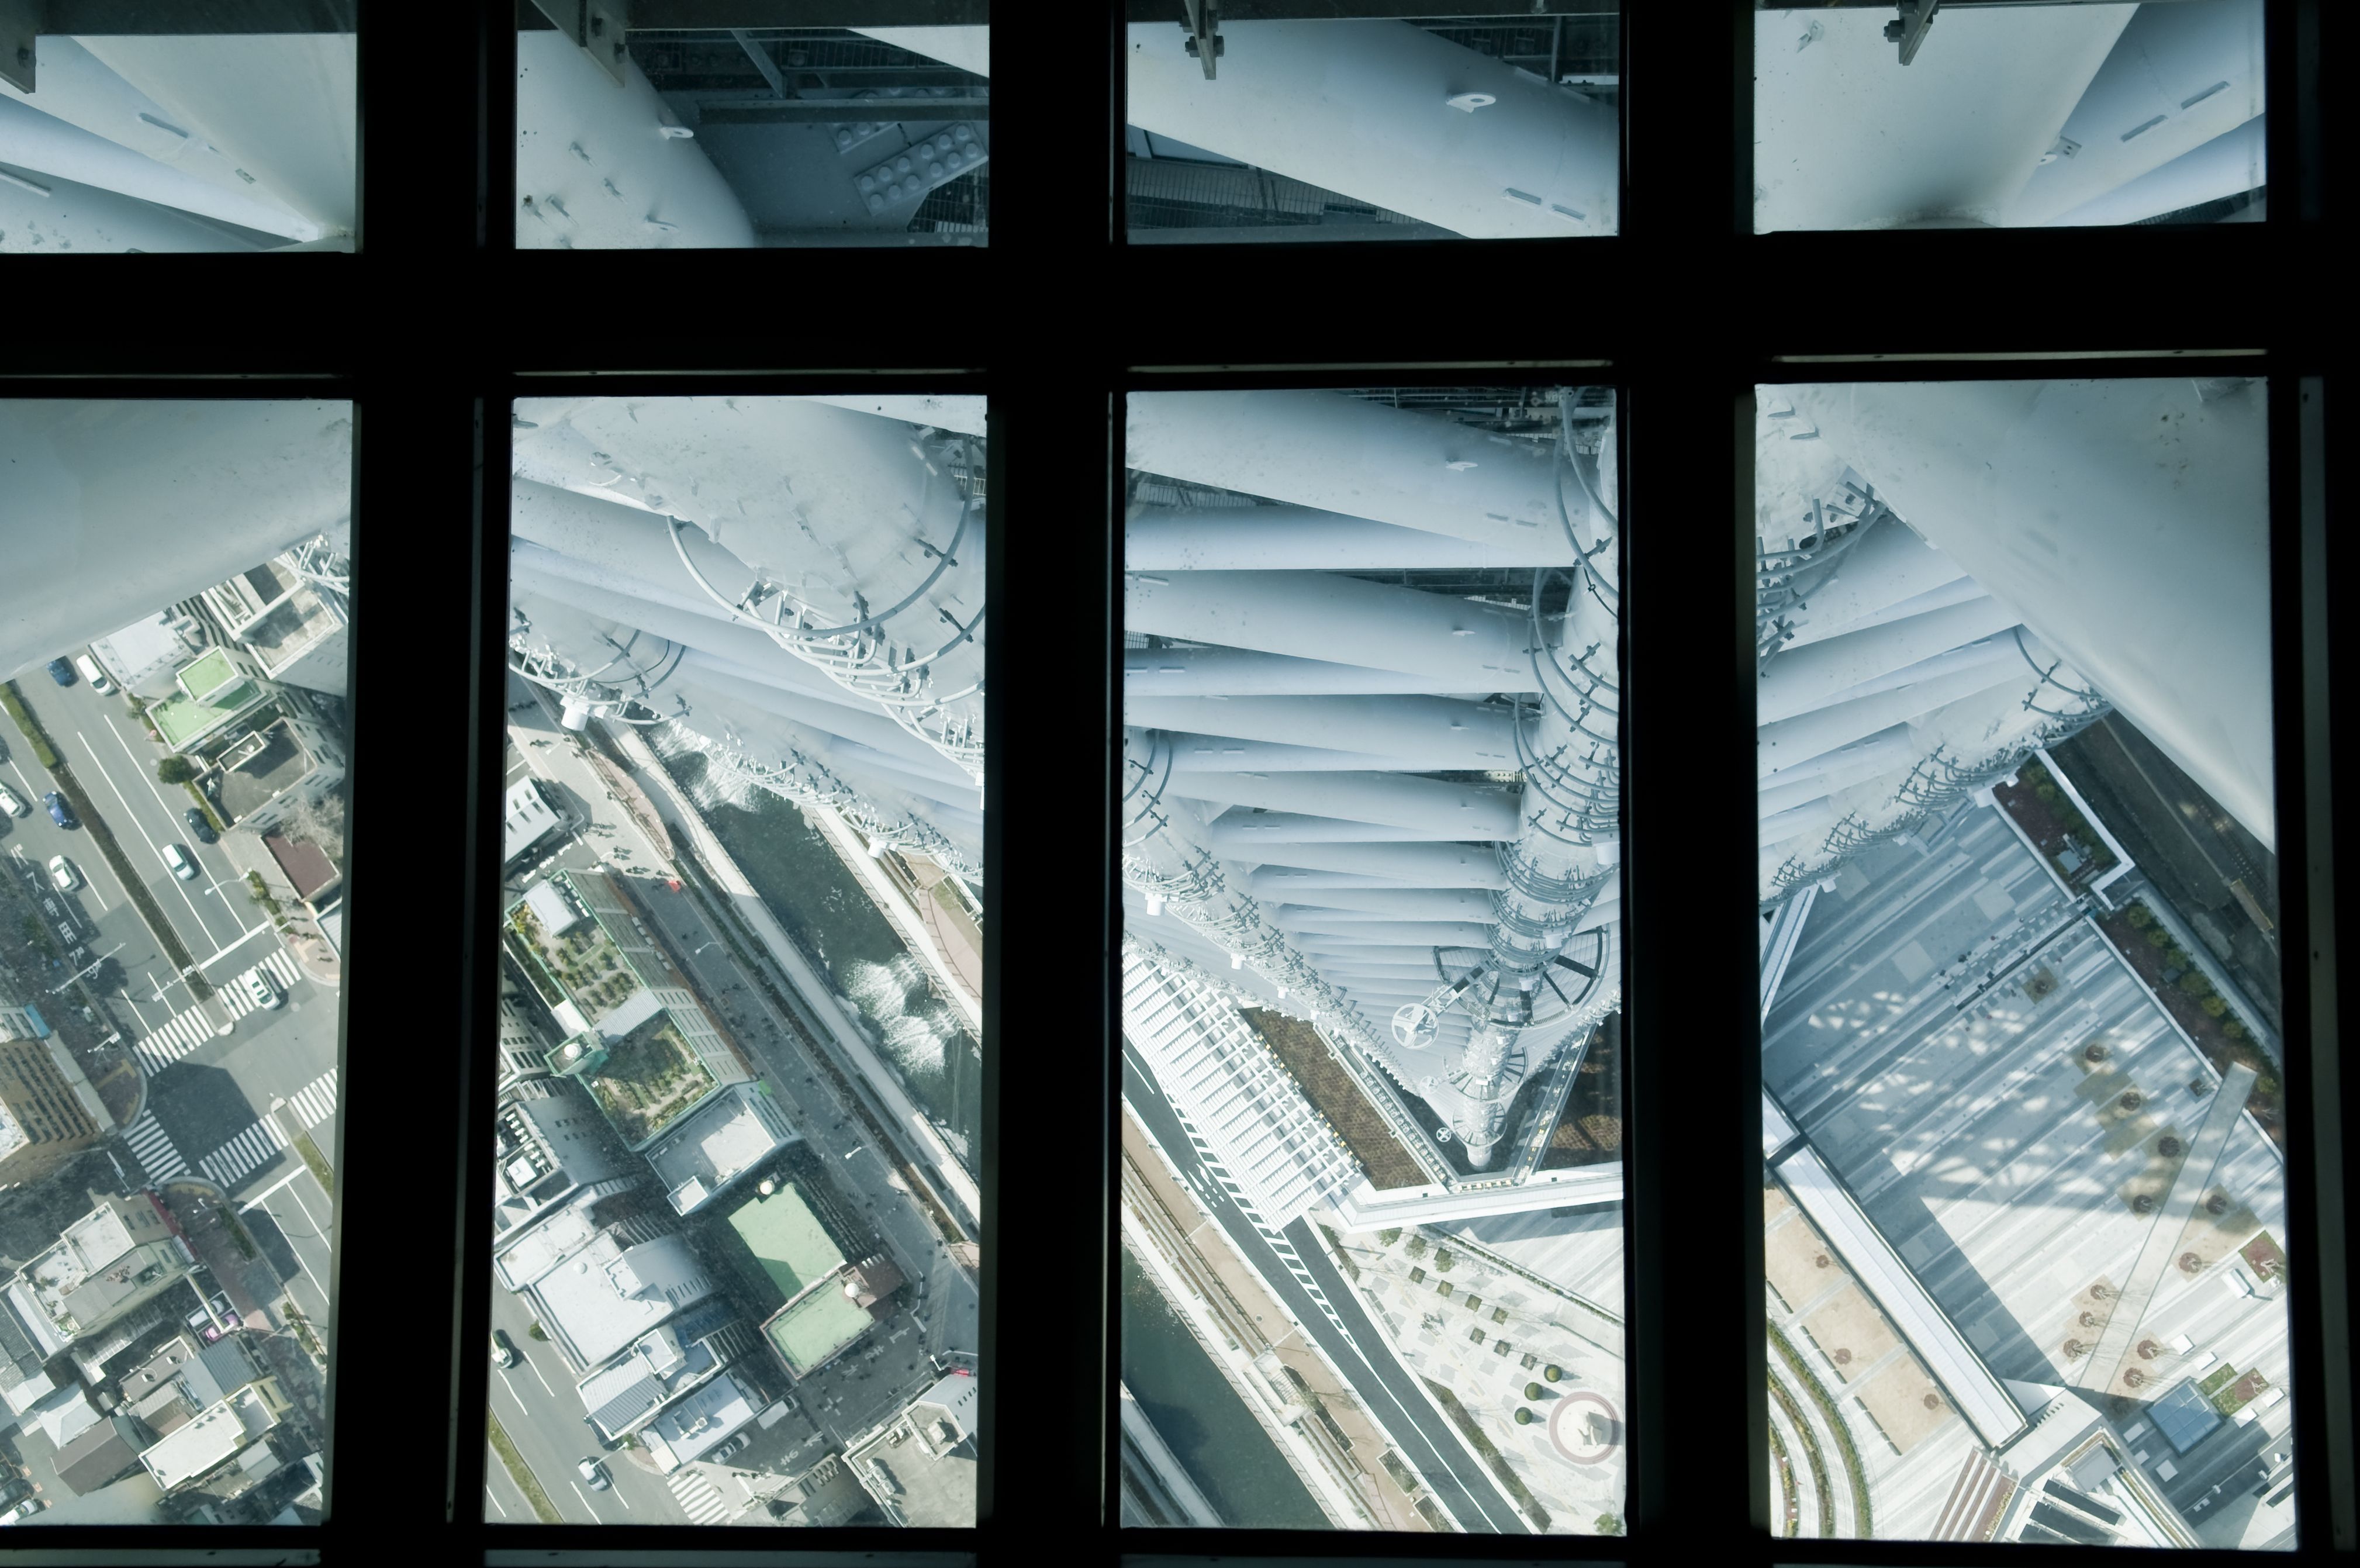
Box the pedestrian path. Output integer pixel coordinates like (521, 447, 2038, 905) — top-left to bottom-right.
(131, 951, 303, 1076)
(198, 1117, 289, 1190)
(285, 1068, 338, 1130)
(666, 1467, 732, 1525)
(121, 1108, 189, 1185)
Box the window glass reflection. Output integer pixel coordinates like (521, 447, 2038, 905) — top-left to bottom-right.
(0, 400, 351, 1523)
(1756, 378, 2293, 1546)
(1127, 13, 1619, 241)
(518, 15, 988, 248)
(1, 19, 356, 254)
(1122, 387, 1626, 1535)
(1754, 1, 2264, 231)
(490, 395, 983, 1526)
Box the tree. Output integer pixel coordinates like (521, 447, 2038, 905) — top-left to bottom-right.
(1525, 1382, 1544, 1401)
(1378, 1228, 1402, 1246)
(1513, 1407, 1535, 1426)
(1595, 1514, 1625, 1536)
(157, 756, 197, 785)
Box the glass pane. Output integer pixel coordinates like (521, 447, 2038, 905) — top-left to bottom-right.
(1121, 386, 1627, 1536)
(1, 15, 355, 254)
(1754, 0, 2265, 231)
(0, 399, 351, 1523)
(517, 11, 989, 248)
(1756, 377, 2291, 1546)
(492, 395, 983, 1527)
(1126, 10, 1620, 242)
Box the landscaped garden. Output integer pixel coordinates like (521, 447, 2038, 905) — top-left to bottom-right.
(1993, 757, 2119, 887)
(584, 1014, 717, 1147)
(507, 895, 641, 1027)
(2094, 900, 2283, 1149)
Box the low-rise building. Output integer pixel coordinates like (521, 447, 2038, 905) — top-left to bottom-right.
(88, 610, 206, 702)
(846, 1371, 980, 1527)
(5, 1193, 195, 1357)
(504, 776, 567, 866)
(200, 538, 349, 698)
(492, 1076, 631, 1243)
(575, 1298, 758, 1443)
(138, 1377, 292, 1496)
(640, 1367, 762, 1474)
(150, 645, 272, 756)
(55, 1409, 158, 1496)
(645, 1082, 800, 1215)
(495, 1186, 718, 1376)
(217, 709, 346, 839)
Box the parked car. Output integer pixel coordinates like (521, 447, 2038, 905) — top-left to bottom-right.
(244, 970, 282, 1010)
(577, 1458, 610, 1491)
(0, 1477, 30, 1509)
(491, 1328, 519, 1369)
(46, 855, 78, 893)
(709, 1432, 752, 1464)
(0, 1496, 45, 1525)
(44, 657, 73, 686)
(185, 806, 220, 844)
(72, 654, 113, 693)
(0, 783, 23, 817)
(43, 792, 75, 829)
(162, 842, 198, 882)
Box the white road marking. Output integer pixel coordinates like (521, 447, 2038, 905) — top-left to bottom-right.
(485, 1485, 509, 1518)
(120, 1108, 189, 1183)
(75, 728, 219, 937)
(240, 1165, 307, 1212)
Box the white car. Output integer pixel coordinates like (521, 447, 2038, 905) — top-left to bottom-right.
(0, 783, 23, 817)
(46, 855, 78, 893)
(162, 842, 198, 882)
(244, 970, 282, 1010)
(74, 654, 113, 693)
(577, 1458, 610, 1491)
(0, 1496, 46, 1525)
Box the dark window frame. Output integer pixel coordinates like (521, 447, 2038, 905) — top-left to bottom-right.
(1, 0, 2344, 1563)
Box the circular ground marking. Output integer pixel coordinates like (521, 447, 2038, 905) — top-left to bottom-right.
(1547, 1389, 1620, 1466)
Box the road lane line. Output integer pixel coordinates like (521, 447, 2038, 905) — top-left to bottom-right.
(485, 1484, 509, 1518)
(240, 1165, 306, 1211)
(526, 1352, 556, 1400)
(74, 728, 222, 940)
(569, 1481, 594, 1518)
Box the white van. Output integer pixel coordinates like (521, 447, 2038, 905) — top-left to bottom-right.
(72, 654, 113, 694)
(162, 842, 198, 882)
(0, 783, 23, 817)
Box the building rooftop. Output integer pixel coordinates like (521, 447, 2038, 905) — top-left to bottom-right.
(641, 1368, 759, 1472)
(721, 1181, 845, 1310)
(505, 776, 565, 865)
(152, 653, 266, 751)
(216, 723, 313, 822)
(89, 612, 197, 699)
(762, 1275, 875, 1379)
(851, 1380, 979, 1528)
(140, 1384, 277, 1493)
(530, 1230, 716, 1374)
(573, 1298, 739, 1441)
(646, 1082, 799, 1215)
(262, 834, 337, 902)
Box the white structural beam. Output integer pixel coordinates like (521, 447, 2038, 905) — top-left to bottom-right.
(1784, 378, 2273, 845)
(2046, 112, 2264, 228)
(1124, 645, 1523, 697)
(1753, 5, 2132, 230)
(1129, 694, 1517, 764)
(0, 93, 318, 239)
(75, 32, 357, 236)
(1128, 569, 1532, 689)
(2002, 0, 2264, 227)
(0, 400, 350, 681)
(1168, 769, 1520, 838)
(516, 28, 754, 248)
(1129, 389, 1584, 550)
(1127, 505, 1574, 571)
(1126, 21, 1616, 239)
(1240, 843, 1506, 888)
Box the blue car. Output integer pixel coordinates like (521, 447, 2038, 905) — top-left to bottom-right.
(43, 793, 75, 830)
(45, 658, 74, 686)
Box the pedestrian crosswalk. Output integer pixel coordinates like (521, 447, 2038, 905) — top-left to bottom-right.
(286, 1068, 338, 1130)
(130, 951, 304, 1076)
(121, 1108, 189, 1186)
(199, 1117, 289, 1190)
(666, 1467, 732, 1525)
(192, 1068, 338, 1192)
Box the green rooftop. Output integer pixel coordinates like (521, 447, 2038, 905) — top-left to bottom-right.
(763, 1277, 874, 1377)
(154, 681, 263, 750)
(178, 647, 240, 701)
(721, 1182, 845, 1311)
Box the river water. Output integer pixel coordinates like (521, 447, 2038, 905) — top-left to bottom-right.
(649, 737, 983, 1171)
(1121, 1245, 1328, 1530)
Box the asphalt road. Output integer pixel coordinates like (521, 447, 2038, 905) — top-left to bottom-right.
(486, 1283, 679, 1525)
(1121, 1042, 1529, 1536)
(8, 671, 282, 1020)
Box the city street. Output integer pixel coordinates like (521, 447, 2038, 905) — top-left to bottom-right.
(1123, 1042, 1530, 1536)
(7, 673, 285, 1021)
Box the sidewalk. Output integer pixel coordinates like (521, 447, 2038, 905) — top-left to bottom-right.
(217, 830, 337, 989)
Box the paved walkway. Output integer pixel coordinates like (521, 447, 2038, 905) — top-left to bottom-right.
(1768, 1340, 1858, 1537)
(2082, 1062, 2260, 1393)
